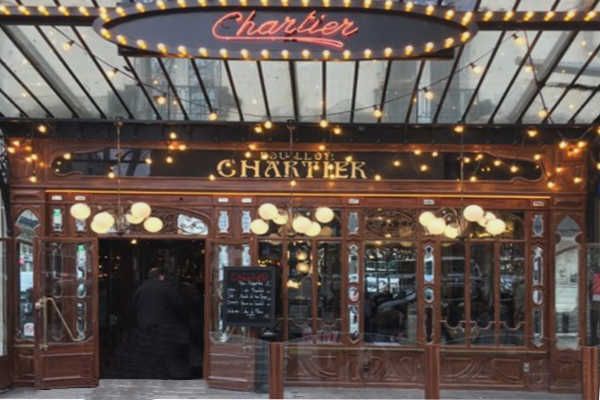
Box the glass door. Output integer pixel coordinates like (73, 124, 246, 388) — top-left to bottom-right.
(34, 238, 98, 388)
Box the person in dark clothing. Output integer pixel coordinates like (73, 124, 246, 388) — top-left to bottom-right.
(128, 267, 191, 379)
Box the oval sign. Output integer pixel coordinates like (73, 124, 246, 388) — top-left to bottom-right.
(94, 0, 477, 60)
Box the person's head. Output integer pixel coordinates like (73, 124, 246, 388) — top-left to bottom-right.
(148, 267, 165, 281)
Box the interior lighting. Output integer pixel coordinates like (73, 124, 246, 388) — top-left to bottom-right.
(208, 112, 218, 121)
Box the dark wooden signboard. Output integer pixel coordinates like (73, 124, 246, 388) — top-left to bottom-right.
(223, 267, 276, 327)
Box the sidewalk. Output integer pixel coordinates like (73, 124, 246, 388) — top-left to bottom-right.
(0, 380, 581, 399)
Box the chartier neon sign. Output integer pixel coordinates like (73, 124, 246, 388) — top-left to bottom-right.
(211, 10, 359, 49)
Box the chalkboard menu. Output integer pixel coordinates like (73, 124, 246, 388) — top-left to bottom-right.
(223, 267, 276, 327)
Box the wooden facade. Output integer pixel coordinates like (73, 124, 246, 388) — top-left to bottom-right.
(4, 136, 591, 392)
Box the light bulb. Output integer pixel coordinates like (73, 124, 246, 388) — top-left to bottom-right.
(70, 203, 91, 221)
(130, 202, 151, 220)
(418, 211, 435, 227)
(315, 207, 334, 223)
(250, 219, 269, 235)
(258, 203, 278, 220)
(463, 204, 484, 222)
(144, 217, 164, 233)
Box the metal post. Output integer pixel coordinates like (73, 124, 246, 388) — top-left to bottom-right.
(269, 342, 284, 399)
(424, 344, 440, 400)
(582, 346, 599, 400)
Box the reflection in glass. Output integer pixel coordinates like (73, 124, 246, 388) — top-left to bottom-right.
(348, 286, 359, 302)
(288, 241, 313, 340)
(317, 243, 341, 341)
(258, 241, 282, 268)
(471, 243, 494, 345)
(365, 209, 415, 239)
(0, 241, 5, 355)
(555, 217, 581, 350)
(348, 244, 359, 283)
(348, 212, 359, 235)
(425, 306, 433, 343)
(533, 289, 543, 305)
(364, 242, 417, 344)
(532, 246, 543, 286)
(441, 242, 465, 345)
(424, 287, 434, 303)
(499, 243, 525, 345)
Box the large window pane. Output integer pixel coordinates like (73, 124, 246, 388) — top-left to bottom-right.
(364, 241, 417, 344)
(499, 243, 525, 345)
(287, 241, 313, 340)
(441, 242, 465, 345)
(316, 243, 341, 341)
(470, 243, 495, 345)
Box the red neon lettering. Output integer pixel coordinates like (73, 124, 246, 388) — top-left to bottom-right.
(211, 10, 359, 49)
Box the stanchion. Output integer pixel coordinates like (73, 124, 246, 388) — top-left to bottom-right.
(269, 342, 284, 399)
(582, 346, 599, 400)
(424, 344, 440, 400)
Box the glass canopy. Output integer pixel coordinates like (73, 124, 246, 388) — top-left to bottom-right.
(0, 0, 598, 125)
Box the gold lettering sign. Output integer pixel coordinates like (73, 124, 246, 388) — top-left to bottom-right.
(216, 151, 368, 179)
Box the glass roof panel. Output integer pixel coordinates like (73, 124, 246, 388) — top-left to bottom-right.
(381, 60, 420, 123)
(326, 61, 354, 123)
(522, 31, 599, 122)
(295, 61, 321, 122)
(47, 26, 131, 118)
(260, 61, 293, 121)
(213, 60, 240, 121)
(162, 58, 212, 120)
(0, 94, 21, 118)
(532, 31, 600, 123)
(437, 31, 502, 123)
(77, 26, 158, 119)
(421, 58, 454, 123)
(127, 57, 166, 119)
(465, 31, 529, 123)
(574, 91, 600, 123)
(0, 28, 71, 118)
(14, 25, 101, 118)
(493, 31, 565, 122)
(228, 61, 266, 122)
(411, 61, 433, 123)
(0, 59, 47, 118)
(353, 60, 386, 123)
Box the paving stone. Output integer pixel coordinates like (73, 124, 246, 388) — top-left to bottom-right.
(0, 380, 582, 399)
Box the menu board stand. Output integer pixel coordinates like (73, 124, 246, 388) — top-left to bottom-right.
(223, 266, 276, 327)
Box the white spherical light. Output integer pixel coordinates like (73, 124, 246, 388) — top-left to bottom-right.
(258, 203, 278, 220)
(418, 211, 435, 227)
(428, 217, 446, 235)
(70, 203, 91, 221)
(126, 213, 145, 225)
(315, 207, 334, 224)
(478, 212, 496, 227)
(444, 224, 459, 239)
(90, 219, 110, 234)
(273, 211, 288, 226)
(93, 211, 115, 230)
(486, 218, 506, 236)
(306, 221, 322, 237)
(143, 217, 164, 233)
(292, 216, 312, 234)
(130, 202, 151, 220)
(296, 262, 310, 274)
(463, 204, 484, 222)
(250, 219, 269, 235)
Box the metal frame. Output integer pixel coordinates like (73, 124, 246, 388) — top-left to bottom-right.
(190, 59, 215, 115)
(123, 56, 162, 120)
(256, 61, 271, 121)
(405, 61, 425, 124)
(377, 60, 392, 123)
(223, 60, 244, 121)
(157, 58, 189, 120)
(0, 57, 53, 117)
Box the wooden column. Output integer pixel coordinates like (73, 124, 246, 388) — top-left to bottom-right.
(269, 342, 284, 399)
(424, 344, 440, 400)
(582, 346, 599, 400)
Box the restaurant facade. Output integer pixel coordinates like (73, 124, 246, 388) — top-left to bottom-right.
(0, 0, 599, 396)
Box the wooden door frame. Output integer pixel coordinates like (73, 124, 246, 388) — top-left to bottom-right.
(33, 237, 99, 389)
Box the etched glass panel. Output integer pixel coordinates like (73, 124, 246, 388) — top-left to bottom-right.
(348, 211, 359, 235)
(533, 308, 543, 347)
(441, 242, 465, 345)
(499, 243, 525, 346)
(532, 214, 544, 238)
(532, 246, 543, 286)
(241, 210, 252, 234)
(177, 214, 208, 235)
(364, 241, 417, 344)
(424, 245, 434, 283)
(349, 304, 359, 342)
(348, 244, 359, 283)
(555, 217, 581, 350)
(217, 210, 229, 233)
(17, 241, 35, 339)
(317, 243, 341, 341)
(470, 243, 495, 345)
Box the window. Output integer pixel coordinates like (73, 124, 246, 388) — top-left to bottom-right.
(15, 209, 39, 341)
(0, 193, 6, 355)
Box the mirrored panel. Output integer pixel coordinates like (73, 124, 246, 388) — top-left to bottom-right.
(555, 217, 581, 350)
(316, 243, 341, 341)
(287, 241, 313, 340)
